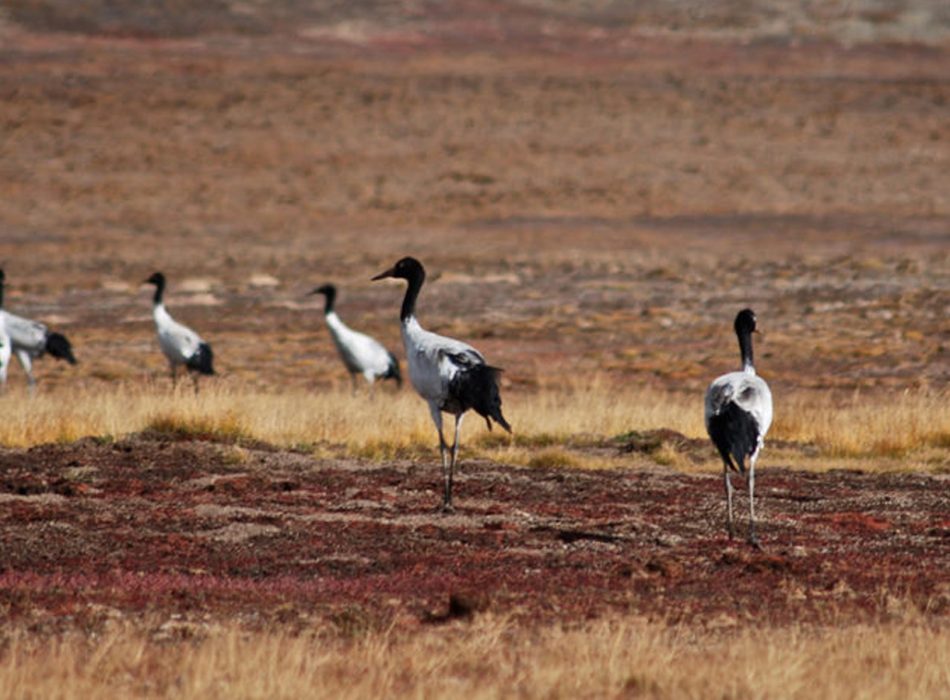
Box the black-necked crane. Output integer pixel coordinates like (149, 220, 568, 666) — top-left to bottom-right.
(310, 283, 401, 391)
(704, 308, 773, 546)
(373, 257, 511, 512)
(144, 272, 215, 390)
(0, 271, 11, 387)
(4, 311, 77, 391)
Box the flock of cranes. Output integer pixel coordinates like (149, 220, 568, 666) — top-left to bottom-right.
(0, 258, 772, 546)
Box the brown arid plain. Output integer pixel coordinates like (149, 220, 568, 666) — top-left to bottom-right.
(1, 1, 949, 697)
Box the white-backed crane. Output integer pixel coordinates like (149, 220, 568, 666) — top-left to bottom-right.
(704, 308, 773, 546)
(144, 272, 215, 391)
(310, 283, 401, 391)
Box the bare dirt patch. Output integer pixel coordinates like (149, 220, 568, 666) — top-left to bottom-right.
(0, 434, 945, 630)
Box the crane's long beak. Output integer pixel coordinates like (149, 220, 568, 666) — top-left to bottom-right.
(371, 267, 395, 281)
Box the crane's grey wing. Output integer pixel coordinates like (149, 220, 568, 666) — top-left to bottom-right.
(4, 312, 48, 354)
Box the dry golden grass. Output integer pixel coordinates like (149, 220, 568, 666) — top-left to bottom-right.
(1, 612, 947, 699)
(0, 378, 694, 452)
(0, 380, 946, 471)
(777, 390, 950, 458)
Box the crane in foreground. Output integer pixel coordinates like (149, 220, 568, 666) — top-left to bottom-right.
(373, 257, 511, 511)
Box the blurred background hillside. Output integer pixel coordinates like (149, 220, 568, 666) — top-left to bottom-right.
(3, 0, 950, 43)
(0, 0, 946, 394)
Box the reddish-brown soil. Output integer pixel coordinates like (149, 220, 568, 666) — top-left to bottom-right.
(1, 432, 946, 630)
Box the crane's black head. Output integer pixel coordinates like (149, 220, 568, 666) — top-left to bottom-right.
(0, 269, 5, 307)
(144, 272, 165, 287)
(734, 308, 757, 336)
(46, 332, 77, 365)
(371, 257, 425, 283)
(373, 257, 426, 321)
(144, 271, 166, 304)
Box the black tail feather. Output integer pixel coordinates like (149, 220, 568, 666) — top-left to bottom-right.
(186, 342, 215, 375)
(45, 332, 77, 365)
(450, 364, 511, 433)
(384, 351, 402, 387)
(707, 401, 759, 473)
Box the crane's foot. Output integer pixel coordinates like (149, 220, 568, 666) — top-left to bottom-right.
(439, 502, 455, 514)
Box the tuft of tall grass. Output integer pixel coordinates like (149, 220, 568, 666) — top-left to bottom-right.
(146, 411, 251, 443)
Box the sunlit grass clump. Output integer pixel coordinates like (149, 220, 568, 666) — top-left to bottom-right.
(145, 411, 252, 443)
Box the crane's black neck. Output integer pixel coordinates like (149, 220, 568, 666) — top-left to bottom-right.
(737, 326, 754, 372)
(152, 278, 165, 306)
(400, 266, 425, 322)
(321, 286, 336, 314)
(0, 271, 5, 310)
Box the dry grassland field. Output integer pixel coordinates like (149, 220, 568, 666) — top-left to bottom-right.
(0, 1, 949, 697)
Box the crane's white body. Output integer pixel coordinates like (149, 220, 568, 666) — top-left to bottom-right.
(402, 316, 483, 409)
(0, 313, 10, 385)
(4, 311, 49, 354)
(4, 311, 47, 384)
(324, 311, 395, 384)
(153, 303, 205, 368)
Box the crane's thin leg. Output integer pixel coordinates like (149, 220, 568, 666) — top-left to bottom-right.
(428, 404, 452, 512)
(17, 351, 36, 396)
(349, 373, 359, 396)
(191, 372, 200, 395)
(446, 413, 465, 512)
(724, 465, 735, 540)
(169, 363, 178, 389)
(747, 455, 760, 548)
(365, 373, 377, 400)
